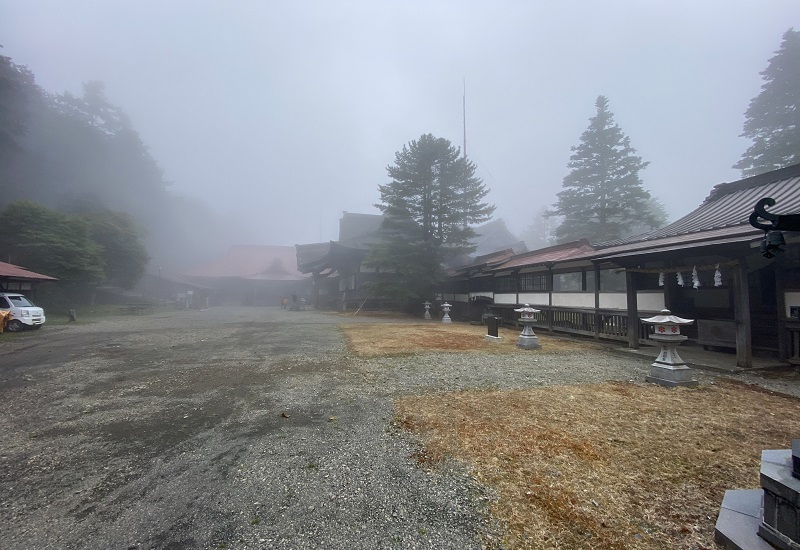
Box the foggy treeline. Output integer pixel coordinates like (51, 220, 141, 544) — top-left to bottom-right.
(0, 53, 235, 272)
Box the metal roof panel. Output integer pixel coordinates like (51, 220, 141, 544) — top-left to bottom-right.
(0, 261, 58, 281)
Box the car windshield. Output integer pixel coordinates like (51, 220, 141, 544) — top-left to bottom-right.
(7, 295, 35, 307)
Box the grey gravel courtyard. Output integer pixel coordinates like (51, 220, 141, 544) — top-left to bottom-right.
(0, 306, 794, 549)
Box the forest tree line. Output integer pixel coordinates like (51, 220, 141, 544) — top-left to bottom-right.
(0, 53, 236, 293)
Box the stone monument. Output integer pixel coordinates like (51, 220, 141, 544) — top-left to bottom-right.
(485, 314, 502, 342)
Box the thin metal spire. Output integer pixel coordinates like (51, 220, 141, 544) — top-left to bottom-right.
(462, 77, 467, 159)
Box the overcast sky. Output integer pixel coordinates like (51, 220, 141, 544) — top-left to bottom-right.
(2, 1, 799, 247)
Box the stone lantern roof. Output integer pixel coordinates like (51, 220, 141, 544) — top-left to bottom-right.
(641, 309, 693, 325)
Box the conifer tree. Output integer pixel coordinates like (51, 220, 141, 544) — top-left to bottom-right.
(548, 96, 657, 243)
(734, 28, 800, 177)
(367, 134, 494, 301)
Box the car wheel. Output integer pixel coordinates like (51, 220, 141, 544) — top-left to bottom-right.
(6, 320, 24, 332)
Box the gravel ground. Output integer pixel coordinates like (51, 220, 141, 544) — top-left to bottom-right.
(1, 306, 797, 549)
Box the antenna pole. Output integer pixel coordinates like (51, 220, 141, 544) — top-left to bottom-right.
(462, 77, 467, 159)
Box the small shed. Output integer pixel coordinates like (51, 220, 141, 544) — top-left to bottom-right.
(0, 261, 58, 298)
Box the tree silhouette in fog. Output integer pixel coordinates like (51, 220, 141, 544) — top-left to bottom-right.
(734, 28, 800, 177)
(367, 134, 494, 302)
(548, 96, 661, 244)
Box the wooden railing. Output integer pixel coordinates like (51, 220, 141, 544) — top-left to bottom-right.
(493, 305, 653, 344)
(786, 322, 800, 364)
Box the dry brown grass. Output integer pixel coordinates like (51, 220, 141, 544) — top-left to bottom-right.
(342, 322, 799, 547)
(395, 380, 800, 549)
(340, 322, 601, 357)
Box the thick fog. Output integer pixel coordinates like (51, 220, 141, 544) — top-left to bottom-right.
(2, 1, 798, 249)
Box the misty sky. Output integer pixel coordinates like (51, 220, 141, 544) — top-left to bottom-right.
(2, 1, 799, 247)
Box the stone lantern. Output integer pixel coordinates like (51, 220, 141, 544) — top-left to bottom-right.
(514, 304, 541, 349)
(641, 309, 697, 387)
(423, 301, 432, 320)
(441, 302, 452, 323)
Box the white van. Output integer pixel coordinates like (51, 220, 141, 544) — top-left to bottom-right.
(0, 292, 46, 332)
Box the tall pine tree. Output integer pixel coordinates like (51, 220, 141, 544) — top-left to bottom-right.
(548, 96, 657, 243)
(367, 134, 494, 301)
(734, 28, 800, 177)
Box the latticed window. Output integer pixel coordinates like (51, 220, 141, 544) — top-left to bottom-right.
(470, 277, 494, 292)
(600, 269, 626, 291)
(440, 280, 468, 293)
(553, 272, 583, 291)
(519, 273, 548, 291)
(494, 276, 516, 292)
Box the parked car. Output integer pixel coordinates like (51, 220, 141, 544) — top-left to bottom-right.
(0, 292, 46, 332)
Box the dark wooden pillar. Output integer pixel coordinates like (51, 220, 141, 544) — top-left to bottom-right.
(626, 270, 639, 349)
(312, 272, 321, 309)
(465, 276, 471, 320)
(593, 263, 601, 340)
(732, 259, 753, 368)
(547, 265, 554, 331)
(663, 268, 674, 311)
(776, 256, 788, 361)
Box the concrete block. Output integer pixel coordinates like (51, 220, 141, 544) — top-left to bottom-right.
(646, 364, 698, 387)
(714, 490, 774, 550)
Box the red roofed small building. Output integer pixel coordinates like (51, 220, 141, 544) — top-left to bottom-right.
(183, 245, 310, 306)
(0, 261, 58, 298)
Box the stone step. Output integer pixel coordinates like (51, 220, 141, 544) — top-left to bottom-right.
(714, 490, 774, 550)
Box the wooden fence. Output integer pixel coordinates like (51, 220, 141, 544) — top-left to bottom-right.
(493, 305, 653, 344)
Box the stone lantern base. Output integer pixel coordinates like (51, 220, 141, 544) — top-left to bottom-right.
(645, 334, 698, 387)
(516, 334, 540, 349)
(645, 363, 698, 387)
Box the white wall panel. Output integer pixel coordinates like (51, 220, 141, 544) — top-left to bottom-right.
(598, 293, 627, 310)
(638, 292, 665, 312)
(495, 293, 518, 305)
(518, 293, 549, 306)
(552, 293, 594, 308)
